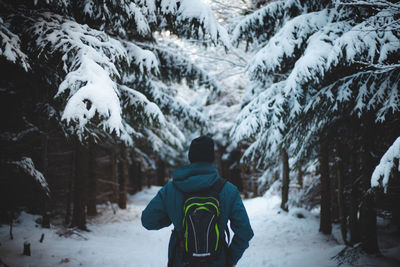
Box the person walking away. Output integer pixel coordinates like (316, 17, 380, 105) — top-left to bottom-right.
(141, 136, 254, 266)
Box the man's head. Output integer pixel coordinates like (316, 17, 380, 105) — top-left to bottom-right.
(188, 136, 215, 163)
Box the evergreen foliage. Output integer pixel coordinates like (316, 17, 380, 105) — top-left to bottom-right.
(0, 0, 227, 162)
(231, 0, 400, 253)
(0, 0, 228, 227)
(231, 0, 400, 170)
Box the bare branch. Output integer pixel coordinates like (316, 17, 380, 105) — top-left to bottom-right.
(189, 53, 247, 68)
(337, 0, 400, 10)
(209, 0, 254, 12)
(354, 60, 400, 73)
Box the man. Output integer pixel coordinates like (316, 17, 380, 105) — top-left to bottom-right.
(141, 136, 254, 266)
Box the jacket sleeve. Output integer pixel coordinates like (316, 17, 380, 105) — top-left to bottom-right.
(141, 186, 172, 230)
(228, 188, 254, 265)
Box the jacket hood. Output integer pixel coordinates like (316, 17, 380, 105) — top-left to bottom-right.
(172, 162, 220, 193)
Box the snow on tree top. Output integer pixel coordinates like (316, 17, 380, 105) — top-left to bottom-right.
(371, 136, 400, 193)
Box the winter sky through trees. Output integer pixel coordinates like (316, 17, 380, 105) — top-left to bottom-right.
(0, 0, 400, 266)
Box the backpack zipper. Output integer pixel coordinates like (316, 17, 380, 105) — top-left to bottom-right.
(189, 215, 198, 253)
(206, 215, 215, 252)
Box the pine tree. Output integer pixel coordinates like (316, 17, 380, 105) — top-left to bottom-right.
(0, 0, 228, 229)
(231, 0, 400, 253)
(0, 0, 228, 145)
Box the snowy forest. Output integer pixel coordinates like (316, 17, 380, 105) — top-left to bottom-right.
(0, 0, 399, 266)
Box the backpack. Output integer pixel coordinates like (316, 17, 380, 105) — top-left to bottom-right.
(177, 178, 228, 265)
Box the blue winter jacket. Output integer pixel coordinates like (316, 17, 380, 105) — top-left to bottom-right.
(141, 162, 254, 266)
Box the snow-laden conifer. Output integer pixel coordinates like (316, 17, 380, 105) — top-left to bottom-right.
(0, 0, 228, 155)
(371, 137, 400, 193)
(231, 81, 286, 166)
(232, 0, 400, 166)
(79, 0, 151, 38)
(232, 0, 330, 49)
(248, 9, 332, 83)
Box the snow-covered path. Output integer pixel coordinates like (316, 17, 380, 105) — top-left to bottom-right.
(0, 187, 399, 267)
(240, 195, 342, 267)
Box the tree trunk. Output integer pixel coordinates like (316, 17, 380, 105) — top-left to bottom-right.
(215, 145, 225, 178)
(156, 156, 166, 186)
(134, 161, 142, 193)
(319, 140, 331, 235)
(235, 169, 243, 193)
(87, 143, 97, 216)
(252, 177, 258, 197)
(110, 146, 119, 203)
(118, 144, 128, 209)
(348, 152, 361, 244)
(71, 141, 88, 230)
(359, 118, 379, 254)
(360, 191, 379, 253)
(336, 143, 347, 244)
(65, 173, 73, 226)
(349, 181, 361, 244)
(280, 149, 289, 212)
(9, 212, 13, 240)
(297, 166, 303, 189)
(129, 157, 140, 194)
(40, 80, 50, 228)
(65, 146, 75, 225)
(147, 169, 152, 188)
(390, 163, 400, 234)
(40, 131, 50, 228)
(230, 149, 243, 192)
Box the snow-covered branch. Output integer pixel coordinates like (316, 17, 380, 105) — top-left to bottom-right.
(0, 17, 30, 71)
(337, 0, 400, 32)
(147, 43, 220, 90)
(1, 0, 228, 160)
(25, 14, 131, 141)
(231, 0, 328, 47)
(231, 81, 286, 165)
(248, 9, 331, 83)
(122, 41, 159, 76)
(148, 81, 208, 127)
(337, 0, 400, 10)
(119, 84, 166, 128)
(80, 0, 151, 38)
(10, 157, 50, 196)
(371, 136, 400, 193)
(232, 0, 400, 171)
(177, 0, 231, 47)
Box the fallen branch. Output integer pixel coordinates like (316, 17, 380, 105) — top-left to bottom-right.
(39, 233, 45, 243)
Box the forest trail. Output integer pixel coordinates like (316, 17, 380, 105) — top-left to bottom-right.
(240, 195, 342, 267)
(1, 186, 399, 267)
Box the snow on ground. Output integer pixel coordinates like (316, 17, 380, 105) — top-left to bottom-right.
(1, 186, 399, 267)
(241, 195, 342, 267)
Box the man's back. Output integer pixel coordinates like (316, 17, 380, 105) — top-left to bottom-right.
(142, 161, 254, 266)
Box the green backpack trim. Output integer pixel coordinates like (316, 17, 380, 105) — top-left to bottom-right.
(182, 201, 220, 227)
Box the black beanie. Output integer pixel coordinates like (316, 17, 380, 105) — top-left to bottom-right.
(188, 136, 215, 163)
